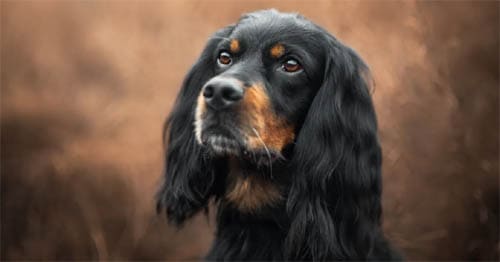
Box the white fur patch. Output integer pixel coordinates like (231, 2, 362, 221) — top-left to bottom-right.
(194, 95, 204, 144)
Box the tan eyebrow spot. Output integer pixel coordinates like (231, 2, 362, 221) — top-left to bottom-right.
(230, 39, 240, 53)
(270, 43, 285, 58)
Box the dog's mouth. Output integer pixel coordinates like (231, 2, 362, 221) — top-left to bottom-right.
(196, 111, 288, 167)
(201, 132, 284, 167)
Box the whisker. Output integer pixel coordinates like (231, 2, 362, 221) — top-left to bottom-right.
(251, 127, 273, 179)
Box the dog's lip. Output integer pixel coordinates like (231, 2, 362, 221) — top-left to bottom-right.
(202, 134, 283, 164)
(200, 131, 286, 167)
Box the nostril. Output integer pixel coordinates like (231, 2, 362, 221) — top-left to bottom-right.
(222, 86, 243, 102)
(203, 85, 214, 98)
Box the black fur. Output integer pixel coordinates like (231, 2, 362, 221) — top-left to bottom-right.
(157, 9, 400, 260)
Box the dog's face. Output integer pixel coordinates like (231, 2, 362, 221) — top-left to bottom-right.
(194, 11, 326, 165)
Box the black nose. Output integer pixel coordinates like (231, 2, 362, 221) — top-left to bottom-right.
(203, 78, 244, 110)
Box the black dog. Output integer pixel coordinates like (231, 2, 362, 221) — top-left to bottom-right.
(157, 9, 400, 260)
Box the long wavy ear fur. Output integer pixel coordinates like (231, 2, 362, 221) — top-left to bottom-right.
(156, 26, 234, 226)
(285, 36, 394, 259)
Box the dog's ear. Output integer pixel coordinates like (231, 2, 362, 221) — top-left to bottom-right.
(285, 37, 390, 259)
(156, 26, 234, 226)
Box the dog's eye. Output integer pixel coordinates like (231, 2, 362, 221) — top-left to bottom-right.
(218, 51, 232, 66)
(282, 59, 302, 73)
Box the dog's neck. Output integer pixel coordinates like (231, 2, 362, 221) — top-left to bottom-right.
(223, 157, 283, 213)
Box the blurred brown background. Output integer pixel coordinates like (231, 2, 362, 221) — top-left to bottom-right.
(1, 1, 498, 260)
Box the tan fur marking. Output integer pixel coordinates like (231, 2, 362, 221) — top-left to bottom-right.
(230, 39, 240, 53)
(226, 160, 282, 212)
(241, 85, 295, 151)
(270, 43, 285, 58)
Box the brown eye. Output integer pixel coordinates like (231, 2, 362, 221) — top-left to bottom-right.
(282, 59, 302, 73)
(218, 51, 232, 66)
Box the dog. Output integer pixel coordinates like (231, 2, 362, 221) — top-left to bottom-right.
(157, 9, 400, 260)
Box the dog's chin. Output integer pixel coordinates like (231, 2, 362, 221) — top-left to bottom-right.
(204, 135, 242, 156)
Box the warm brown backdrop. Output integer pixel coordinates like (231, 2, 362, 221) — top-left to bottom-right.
(1, 1, 498, 260)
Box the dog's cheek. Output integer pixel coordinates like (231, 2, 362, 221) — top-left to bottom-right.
(242, 85, 295, 152)
(194, 93, 206, 144)
(260, 115, 295, 151)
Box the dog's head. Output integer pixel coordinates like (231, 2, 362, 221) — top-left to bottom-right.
(193, 10, 327, 166)
(158, 9, 384, 259)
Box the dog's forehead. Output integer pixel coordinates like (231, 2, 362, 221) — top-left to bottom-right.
(230, 10, 317, 47)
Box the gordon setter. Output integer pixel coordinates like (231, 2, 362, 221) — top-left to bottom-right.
(157, 9, 400, 260)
